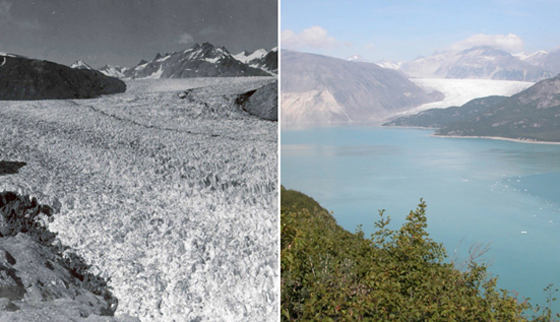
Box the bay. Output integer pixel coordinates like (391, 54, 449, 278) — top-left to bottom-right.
(282, 125, 560, 310)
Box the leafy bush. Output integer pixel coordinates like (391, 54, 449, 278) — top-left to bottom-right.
(281, 187, 558, 321)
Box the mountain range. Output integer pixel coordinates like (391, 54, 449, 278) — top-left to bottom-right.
(233, 47, 278, 74)
(281, 50, 443, 124)
(396, 46, 553, 81)
(89, 43, 277, 79)
(385, 73, 560, 142)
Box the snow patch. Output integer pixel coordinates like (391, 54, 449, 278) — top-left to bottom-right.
(204, 57, 221, 64)
(156, 55, 171, 62)
(233, 49, 268, 64)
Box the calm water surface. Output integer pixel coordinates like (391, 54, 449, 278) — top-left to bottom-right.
(282, 125, 560, 309)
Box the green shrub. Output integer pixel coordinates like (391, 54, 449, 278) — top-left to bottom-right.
(281, 187, 558, 321)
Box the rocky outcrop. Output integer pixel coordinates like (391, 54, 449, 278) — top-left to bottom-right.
(0, 191, 138, 322)
(0, 55, 126, 100)
(236, 80, 278, 121)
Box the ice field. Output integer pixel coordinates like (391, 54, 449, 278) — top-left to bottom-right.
(0, 77, 278, 322)
(393, 78, 535, 116)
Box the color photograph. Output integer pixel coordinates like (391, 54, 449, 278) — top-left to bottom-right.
(281, 0, 560, 320)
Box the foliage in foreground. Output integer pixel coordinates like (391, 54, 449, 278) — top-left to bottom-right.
(281, 186, 558, 321)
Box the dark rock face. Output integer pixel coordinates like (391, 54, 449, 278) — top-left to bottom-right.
(261, 50, 278, 73)
(0, 161, 26, 176)
(0, 55, 126, 100)
(237, 81, 278, 121)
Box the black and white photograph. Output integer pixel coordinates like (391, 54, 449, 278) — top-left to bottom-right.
(0, 1, 278, 321)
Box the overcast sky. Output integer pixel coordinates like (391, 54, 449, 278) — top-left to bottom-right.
(282, 0, 560, 62)
(0, 0, 277, 68)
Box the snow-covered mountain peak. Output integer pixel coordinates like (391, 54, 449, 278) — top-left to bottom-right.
(514, 50, 550, 66)
(459, 46, 512, 58)
(98, 64, 129, 78)
(185, 42, 232, 62)
(121, 42, 273, 79)
(400, 45, 552, 81)
(70, 60, 94, 70)
(346, 54, 368, 63)
(233, 48, 268, 64)
(375, 60, 403, 69)
(0, 52, 20, 58)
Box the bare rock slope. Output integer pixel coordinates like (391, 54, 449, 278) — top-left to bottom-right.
(281, 50, 442, 124)
(0, 191, 138, 322)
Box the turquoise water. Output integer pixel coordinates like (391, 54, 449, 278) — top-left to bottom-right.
(282, 125, 560, 310)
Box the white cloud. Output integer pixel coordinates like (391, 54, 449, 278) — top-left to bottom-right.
(449, 33, 525, 53)
(178, 32, 195, 45)
(281, 26, 340, 50)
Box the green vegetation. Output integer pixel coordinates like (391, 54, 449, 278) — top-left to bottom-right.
(281, 186, 558, 321)
(384, 75, 560, 143)
(383, 96, 507, 129)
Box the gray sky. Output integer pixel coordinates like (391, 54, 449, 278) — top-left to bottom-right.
(0, 0, 277, 68)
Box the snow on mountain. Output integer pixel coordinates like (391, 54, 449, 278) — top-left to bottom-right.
(513, 50, 549, 65)
(125, 42, 271, 79)
(375, 60, 403, 70)
(517, 48, 560, 75)
(233, 48, 268, 64)
(69, 60, 94, 70)
(254, 48, 278, 74)
(400, 46, 553, 81)
(98, 64, 130, 78)
(346, 54, 368, 63)
(0, 52, 22, 58)
(233, 47, 278, 74)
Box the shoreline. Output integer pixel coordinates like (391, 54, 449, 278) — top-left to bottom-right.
(284, 123, 560, 146)
(384, 124, 560, 145)
(431, 134, 560, 145)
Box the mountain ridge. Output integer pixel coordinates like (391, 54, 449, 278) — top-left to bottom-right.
(281, 50, 443, 124)
(96, 43, 276, 79)
(400, 46, 553, 81)
(384, 73, 560, 142)
(0, 54, 126, 100)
